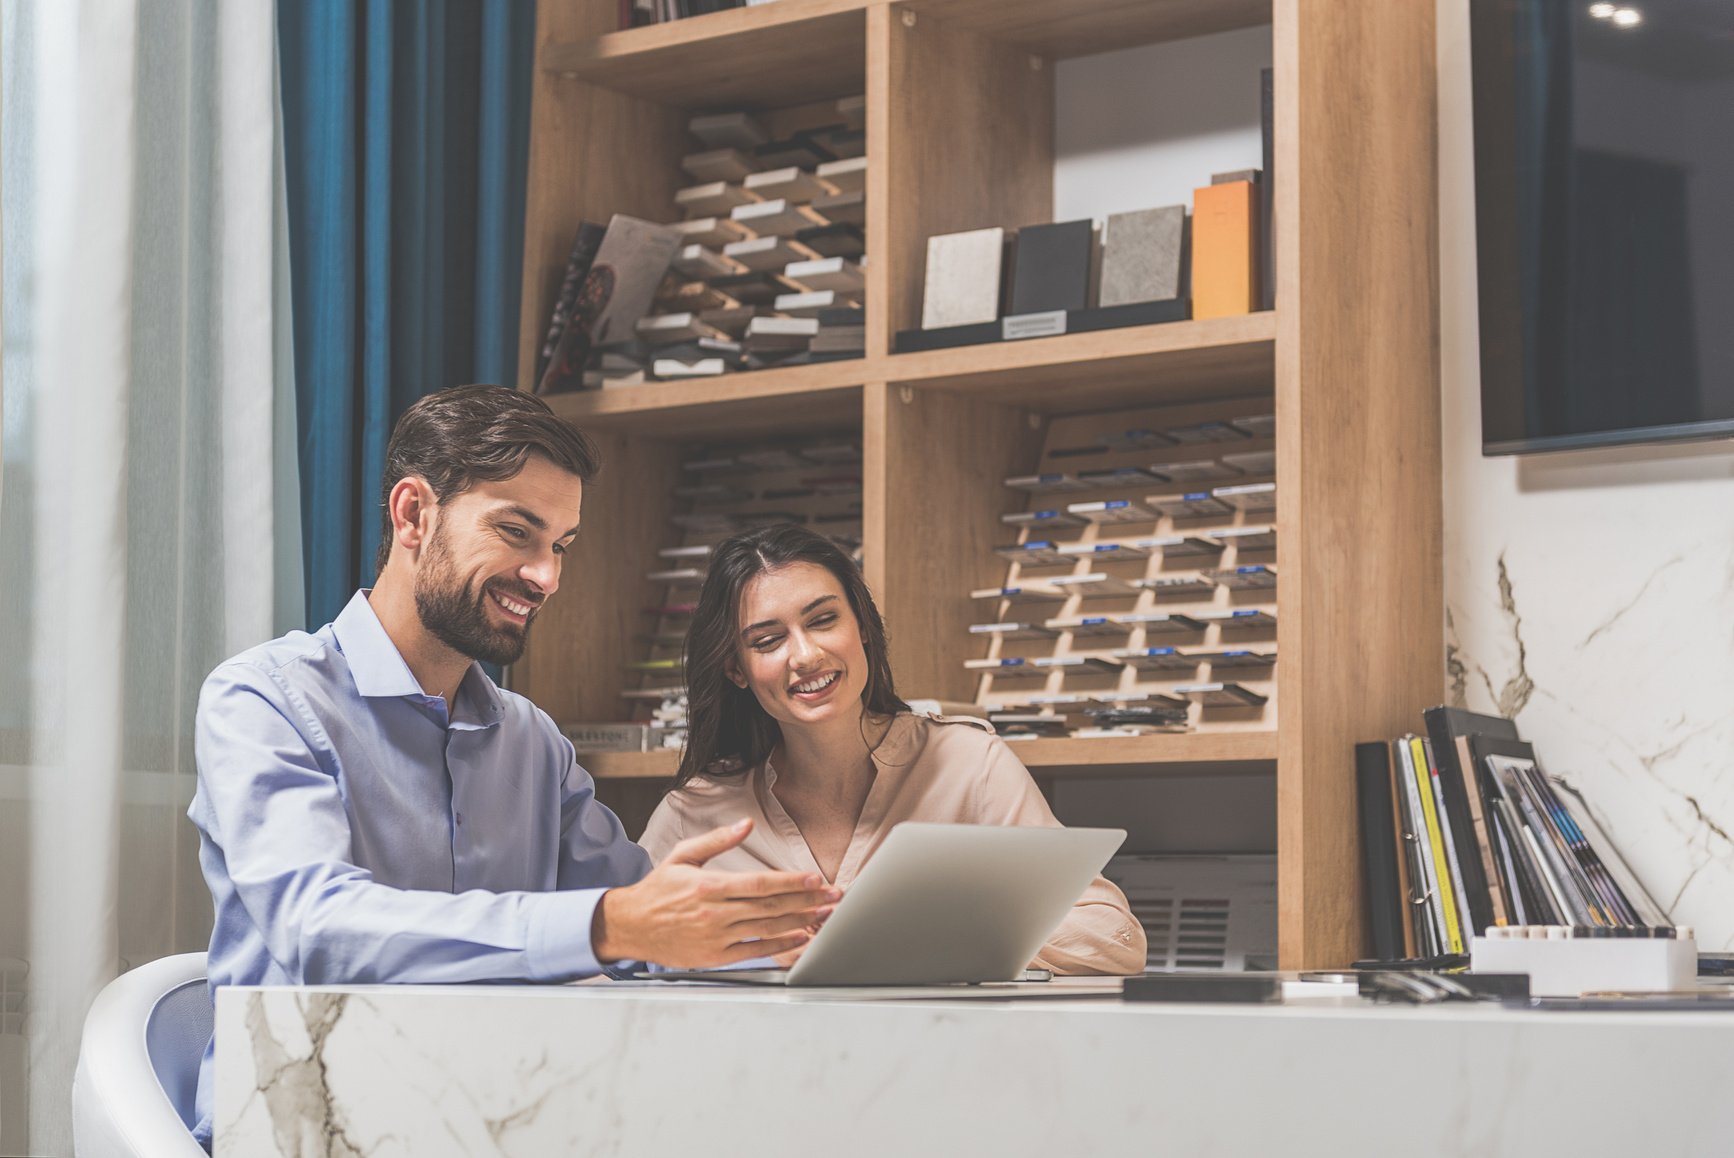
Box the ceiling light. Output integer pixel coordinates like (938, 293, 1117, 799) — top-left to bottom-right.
(1612, 7, 1642, 26)
(1589, 2, 1616, 16)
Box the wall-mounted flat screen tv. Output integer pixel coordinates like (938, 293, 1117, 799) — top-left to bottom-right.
(1472, 0, 1734, 454)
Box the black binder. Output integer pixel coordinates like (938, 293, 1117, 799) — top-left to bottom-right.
(1355, 741, 1406, 962)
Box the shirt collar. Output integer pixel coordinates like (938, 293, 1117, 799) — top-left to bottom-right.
(452, 663, 506, 729)
(869, 712, 920, 767)
(333, 591, 426, 698)
(331, 591, 505, 726)
(760, 713, 918, 787)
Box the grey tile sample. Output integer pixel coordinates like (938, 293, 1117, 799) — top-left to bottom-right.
(922, 227, 1005, 329)
(1100, 205, 1186, 307)
(1008, 219, 1094, 315)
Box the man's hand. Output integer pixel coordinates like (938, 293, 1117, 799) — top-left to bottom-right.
(592, 818, 840, 968)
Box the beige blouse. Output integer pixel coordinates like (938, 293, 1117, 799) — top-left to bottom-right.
(638, 713, 1147, 976)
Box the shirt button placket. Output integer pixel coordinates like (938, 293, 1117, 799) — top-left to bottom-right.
(446, 732, 460, 892)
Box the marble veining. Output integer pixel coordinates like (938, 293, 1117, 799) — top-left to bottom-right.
(1444, 542, 1734, 948)
(235, 992, 362, 1157)
(214, 985, 1734, 1157)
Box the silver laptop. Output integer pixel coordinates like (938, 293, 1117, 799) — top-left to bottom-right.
(640, 822, 1126, 987)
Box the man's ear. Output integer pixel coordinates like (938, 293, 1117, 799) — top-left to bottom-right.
(387, 477, 437, 558)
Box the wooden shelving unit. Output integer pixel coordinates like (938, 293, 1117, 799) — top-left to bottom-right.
(514, 0, 1440, 968)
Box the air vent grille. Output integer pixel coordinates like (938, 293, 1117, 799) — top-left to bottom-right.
(1105, 856, 1277, 972)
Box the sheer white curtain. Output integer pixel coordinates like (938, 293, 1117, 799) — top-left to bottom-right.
(0, 0, 301, 1151)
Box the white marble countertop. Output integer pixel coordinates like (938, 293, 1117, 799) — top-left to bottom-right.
(216, 979, 1734, 1157)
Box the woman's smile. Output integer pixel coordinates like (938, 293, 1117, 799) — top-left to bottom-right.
(789, 670, 842, 700)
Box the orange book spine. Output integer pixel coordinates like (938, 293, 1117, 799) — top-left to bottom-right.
(1191, 180, 1258, 318)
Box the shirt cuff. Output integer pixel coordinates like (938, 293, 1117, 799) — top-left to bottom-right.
(524, 887, 611, 981)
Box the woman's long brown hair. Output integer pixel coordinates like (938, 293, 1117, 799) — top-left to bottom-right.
(674, 523, 908, 788)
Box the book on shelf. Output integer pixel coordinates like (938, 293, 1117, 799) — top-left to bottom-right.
(1360, 711, 1672, 964)
(536, 221, 607, 384)
(1355, 741, 1411, 961)
(1192, 175, 1259, 319)
(1423, 706, 1518, 933)
(537, 215, 681, 394)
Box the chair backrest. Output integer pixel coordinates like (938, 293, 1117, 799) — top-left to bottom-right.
(145, 977, 213, 1132)
(72, 952, 211, 1158)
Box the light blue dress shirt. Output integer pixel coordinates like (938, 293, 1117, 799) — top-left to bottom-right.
(186, 590, 651, 1145)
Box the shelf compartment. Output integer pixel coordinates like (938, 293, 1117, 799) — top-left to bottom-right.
(890, 312, 1276, 412)
(542, 362, 865, 438)
(543, 0, 869, 107)
(902, 0, 1272, 60)
(580, 729, 1276, 781)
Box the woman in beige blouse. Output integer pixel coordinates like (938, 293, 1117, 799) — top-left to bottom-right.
(639, 523, 1146, 976)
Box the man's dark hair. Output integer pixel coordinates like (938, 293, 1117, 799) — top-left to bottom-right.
(375, 384, 601, 575)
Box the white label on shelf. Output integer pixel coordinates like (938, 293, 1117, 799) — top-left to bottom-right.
(1002, 311, 1067, 341)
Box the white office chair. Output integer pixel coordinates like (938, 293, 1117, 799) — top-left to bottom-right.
(72, 952, 211, 1158)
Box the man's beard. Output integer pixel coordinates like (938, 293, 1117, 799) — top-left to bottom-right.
(414, 523, 541, 666)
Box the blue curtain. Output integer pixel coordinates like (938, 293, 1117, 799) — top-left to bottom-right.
(280, 0, 537, 630)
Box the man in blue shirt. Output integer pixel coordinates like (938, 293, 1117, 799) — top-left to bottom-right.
(187, 385, 837, 1147)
